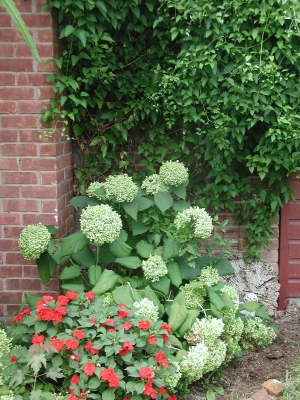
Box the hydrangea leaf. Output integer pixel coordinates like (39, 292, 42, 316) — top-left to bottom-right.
(45, 225, 59, 235)
(60, 231, 89, 258)
(172, 183, 186, 199)
(69, 195, 90, 207)
(136, 197, 154, 211)
(98, 244, 116, 264)
(115, 256, 142, 269)
(109, 238, 132, 258)
(172, 200, 190, 212)
(167, 261, 182, 287)
(37, 252, 57, 284)
(242, 301, 261, 311)
(162, 238, 181, 261)
(207, 288, 226, 311)
(168, 292, 188, 331)
(131, 219, 150, 236)
(92, 269, 119, 295)
(58, 264, 82, 281)
(151, 275, 170, 296)
(255, 307, 272, 321)
(71, 246, 95, 268)
(123, 199, 139, 220)
(211, 258, 235, 276)
(177, 310, 199, 336)
(154, 192, 173, 213)
(112, 285, 134, 307)
(135, 240, 155, 258)
(143, 285, 164, 316)
(88, 264, 102, 286)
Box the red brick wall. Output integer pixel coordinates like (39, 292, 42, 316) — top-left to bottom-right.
(0, 0, 73, 319)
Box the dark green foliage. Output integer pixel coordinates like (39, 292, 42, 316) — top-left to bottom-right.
(43, 0, 300, 258)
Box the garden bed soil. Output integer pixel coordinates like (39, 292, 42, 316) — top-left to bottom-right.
(186, 303, 300, 400)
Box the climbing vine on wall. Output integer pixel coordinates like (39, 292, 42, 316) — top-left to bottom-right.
(43, 0, 300, 258)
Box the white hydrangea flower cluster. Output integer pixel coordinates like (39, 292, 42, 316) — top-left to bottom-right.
(159, 161, 189, 187)
(86, 182, 106, 200)
(174, 207, 213, 240)
(141, 254, 168, 282)
(163, 362, 182, 392)
(202, 339, 227, 375)
(104, 174, 138, 202)
(184, 317, 224, 346)
(198, 266, 219, 287)
(100, 292, 114, 308)
(18, 223, 51, 260)
(241, 317, 277, 350)
(133, 298, 159, 321)
(220, 284, 240, 312)
(141, 174, 170, 195)
(80, 205, 122, 245)
(180, 342, 209, 383)
(0, 329, 13, 394)
(179, 282, 206, 310)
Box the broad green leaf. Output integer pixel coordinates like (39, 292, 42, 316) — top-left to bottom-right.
(172, 183, 186, 199)
(45, 367, 64, 381)
(206, 388, 215, 400)
(94, 186, 106, 198)
(61, 276, 85, 292)
(243, 301, 261, 312)
(69, 196, 90, 207)
(98, 244, 116, 264)
(60, 231, 89, 258)
(178, 310, 199, 336)
(154, 192, 173, 212)
(58, 264, 81, 281)
(25, 294, 42, 309)
(0, 386, 11, 395)
(255, 307, 272, 321)
(96, 0, 107, 16)
(136, 197, 154, 211)
(151, 275, 170, 296)
(8, 369, 23, 387)
(143, 286, 164, 316)
(212, 258, 235, 276)
(112, 285, 134, 307)
(212, 386, 224, 395)
(135, 240, 155, 258)
(90, 136, 102, 146)
(88, 377, 101, 389)
(115, 256, 142, 269)
(45, 225, 59, 235)
(172, 200, 190, 212)
(88, 264, 102, 286)
(64, 25, 75, 37)
(0, 0, 40, 62)
(207, 288, 226, 311)
(131, 220, 150, 236)
(109, 238, 132, 258)
(102, 388, 115, 400)
(28, 353, 47, 374)
(123, 199, 138, 220)
(72, 246, 95, 268)
(178, 257, 202, 280)
(162, 238, 181, 261)
(168, 301, 188, 332)
(167, 261, 182, 287)
(77, 29, 86, 47)
(92, 269, 119, 295)
(36, 252, 57, 284)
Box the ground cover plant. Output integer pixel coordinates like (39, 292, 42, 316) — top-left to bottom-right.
(42, 0, 300, 259)
(0, 163, 278, 399)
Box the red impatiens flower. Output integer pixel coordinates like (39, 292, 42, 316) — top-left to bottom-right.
(122, 321, 132, 331)
(106, 318, 115, 326)
(80, 395, 87, 399)
(57, 295, 69, 305)
(100, 367, 120, 388)
(139, 367, 154, 380)
(160, 323, 171, 334)
(32, 334, 45, 345)
(10, 356, 17, 363)
(148, 335, 157, 345)
(162, 334, 169, 342)
(83, 362, 96, 376)
(159, 387, 167, 394)
(12, 309, 31, 324)
(167, 395, 177, 400)
(65, 338, 79, 350)
(73, 329, 85, 340)
(118, 310, 130, 319)
(50, 338, 64, 352)
(66, 291, 78, 300)
(71, 374, 80, 385)
(143, 379, 157, 399)
(43, 295, 55, 302)
(138, 320, 151, 331)
(70, 353, 80, 361)
(155, 352, 169, 368)
(119, 340, 134, 356)
(84, 292, 96, 300)
(123, 398, 130, 400)
(89, 318, 96, 324)
(68, 396, 79, 400)
(84, 341, 99, 355)
(118, 303, 127, 308)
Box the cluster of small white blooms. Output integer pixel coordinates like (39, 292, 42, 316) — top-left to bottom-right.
(203, 338, 227, 375)
(198, 266, 219, 287)
(241, 317, 277, 350)
(0, 329, 12, 390)
(99, 292, 114, 308)
(141, 174, 170, 195)
(224, 316, 244, 341)
(18, 223, 51, 260)
(141, 255, 168, 282)
(180, 342, 209, 383)
(185, 317, 224, 346)
(179, 283, 206, 310)
(159, 161, 189, 187)
(104, 174, 138, 202)
(220, 284, 240, 312)
(86, 182, 106, 200)
(80, 205, 122, 245)
(133, 298, 159, 321)
(174, 207, 213, 239)
(163, 362, 182, 392)
(0, 394, 15, 400)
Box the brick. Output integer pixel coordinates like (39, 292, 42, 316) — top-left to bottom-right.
(23, 213, 58, 226)
(36, 29, 55, 42)
(0, 158, 19, 170)
(0, 212, 20, 225)
(4, 226, 23, 238)
(2, 144, 37, 157)
(0, 186, 20, 198)
(262, 379, 283, 397)
(14, 0, 33, 12)
(6, 279, 42, 291)
(2, 171, 38, 184)
(18, 100, 49, 114)
(0, 266, 22, 278)
(0, 43, 14, 56)
(36, 0, 51, 12)
(260, 251, 278, 263)
(3, 199, 39, 212)
(15, 43, 33, 57)
(249, 388, 271, 400)
(0, 73, 15, 86)
(2, 115, 37, 128)
(0, 239, 19, 251)
(0, 292, 22, 304)
(0, 280, 3, 290)
(0, 58, 33, 72)
(21, 158, 58, 171)
(0, 101, 16, 113)
(6, 253, 34, 265)
(18, 74, 50, 86)
(0, 13, 12, 26)
(22, 186, 58, 198)
(40, 143, 61, 156)
(0, 28, 23, 42)
(41, 171, 61, 185)
(36, 43, 58, 58)
(42, 200, 58, 213)
(0, 87, 34, 100)
(7, 305, 24, 317)
(23, 265, 41, 278)
(22, 14, 52, 27)
(38, 86, 54, 98)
